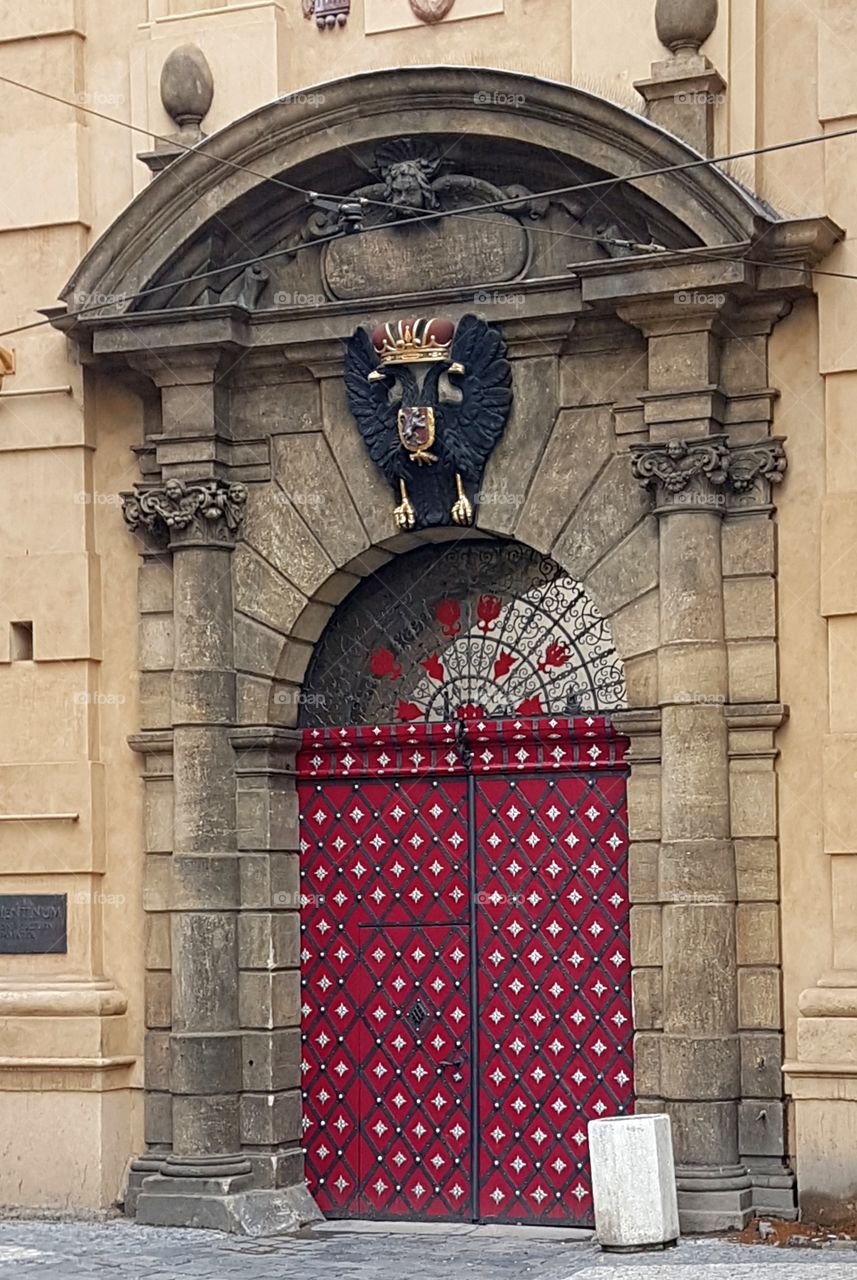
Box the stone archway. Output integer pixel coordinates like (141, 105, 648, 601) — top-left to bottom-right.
(56, 65, 840, 1233)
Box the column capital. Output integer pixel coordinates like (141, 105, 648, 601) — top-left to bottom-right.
(631, 435, 729, 515)
(121, 477, 247, 548)
(728, 438, 788, 497)
(631, 436, 788, 515)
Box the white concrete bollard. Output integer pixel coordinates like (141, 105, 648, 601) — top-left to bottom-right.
(588, 1113, 680, 1252)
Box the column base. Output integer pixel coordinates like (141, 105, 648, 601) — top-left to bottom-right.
(135, 1155, 323, 1234)
(124, 1157, 164, 1219)
(676, 1164, 753, 1232)
(745, 1163, 797, 1220)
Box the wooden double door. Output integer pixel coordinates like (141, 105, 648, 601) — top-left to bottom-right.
(298, 716, 632, 1226)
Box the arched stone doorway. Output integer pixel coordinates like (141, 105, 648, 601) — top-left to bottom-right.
(297, 541, 630, 1225)
(53, 66, 838, 1233)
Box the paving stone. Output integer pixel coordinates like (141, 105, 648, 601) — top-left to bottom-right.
(574, 1268, 857, 1279)
(0, 1220, 852, 1280)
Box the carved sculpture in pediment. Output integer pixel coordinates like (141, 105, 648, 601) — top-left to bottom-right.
(296, 139, 549, 237)
(147, 135, 663, 312)
(285, 138, 655, 281)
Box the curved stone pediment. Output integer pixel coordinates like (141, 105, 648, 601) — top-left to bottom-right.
(58, 66, 800, 324)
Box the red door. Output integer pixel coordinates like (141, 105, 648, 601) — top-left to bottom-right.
(298, 716, 632, 1226)
(356, 923, 473, 1217)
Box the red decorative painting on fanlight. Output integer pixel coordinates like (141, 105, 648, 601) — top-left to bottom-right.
(359, 582, 624, 724)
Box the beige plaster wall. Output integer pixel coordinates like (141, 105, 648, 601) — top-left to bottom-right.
(761, 0, 857, 1219)
(0, 0, 850, 1214)
(771, 299, 828, 1069)
(0, 0, 145, 1209)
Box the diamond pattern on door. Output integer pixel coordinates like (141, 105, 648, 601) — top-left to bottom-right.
(299, 775, 468, 1217)
(299, 717, 632, 1228)
(356, 923, 472, 1220)
(474, 772, 632, 1224)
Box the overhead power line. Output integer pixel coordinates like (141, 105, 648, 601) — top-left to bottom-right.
(3, 68, 856, 225)
(0, 71, 852, 340)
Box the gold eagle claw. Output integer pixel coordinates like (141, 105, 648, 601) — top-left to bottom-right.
(394, 499, 416, 531)
(394, 478, 416, 530)
(451, 495, 474, 526)
(451, 474, 474, 527)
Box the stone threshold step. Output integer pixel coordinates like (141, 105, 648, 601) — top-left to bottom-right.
(310, 1218, 594, 1242)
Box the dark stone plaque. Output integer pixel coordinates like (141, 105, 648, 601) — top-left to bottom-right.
(0, 895, 67, 954)
(323, 211, 528, 300)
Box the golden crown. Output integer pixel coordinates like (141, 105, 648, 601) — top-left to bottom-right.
(372, 317, 455, 365)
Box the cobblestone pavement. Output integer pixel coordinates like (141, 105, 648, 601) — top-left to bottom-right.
(0, 1219, 856, 1279)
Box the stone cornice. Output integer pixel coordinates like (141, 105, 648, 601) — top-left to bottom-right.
(122, 478, 247, 549)
(725, 701, 788, 732)
(610, 708, 662, 765)
(753, 215, 844, 268)
(61, 238, 831, 376)
(631, 436, 787, 515)
(127, 730, 174, 777)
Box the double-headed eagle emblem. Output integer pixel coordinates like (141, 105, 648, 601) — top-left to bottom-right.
(344, 315, 513, 530)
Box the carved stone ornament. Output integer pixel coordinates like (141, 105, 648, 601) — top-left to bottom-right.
(631, 436, 788, 513)
(410, 0, 456, 21)
(159, 44, 214, 143)
(727, 439, 788, 493)
(308, 0, 349, 28)
(139, 43, 215, 174)
(121, 478, 248, 546)
(655, 0, 718, 54)
(281, 136, 654, 301)
(0, 345, 15, 392)
(631, 437, 729, 510)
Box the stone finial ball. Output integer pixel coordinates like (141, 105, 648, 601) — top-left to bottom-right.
(160, 44, 214, 126)
(655, 0, 718, 53)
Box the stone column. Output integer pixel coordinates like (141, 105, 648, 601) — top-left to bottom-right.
(621, 297, 769, 1228)
(632, 435, 748, 1231)
(117, 346, 320, 1234)
(123, 478, 254, 1230)
(627, 321, 790, 1228)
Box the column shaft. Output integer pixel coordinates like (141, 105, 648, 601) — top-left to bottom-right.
(657, 507, 739, 1171)
(170, 544, 242, 1160)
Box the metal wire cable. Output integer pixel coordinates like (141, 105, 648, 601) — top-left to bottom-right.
(0, 70, 853, 340)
